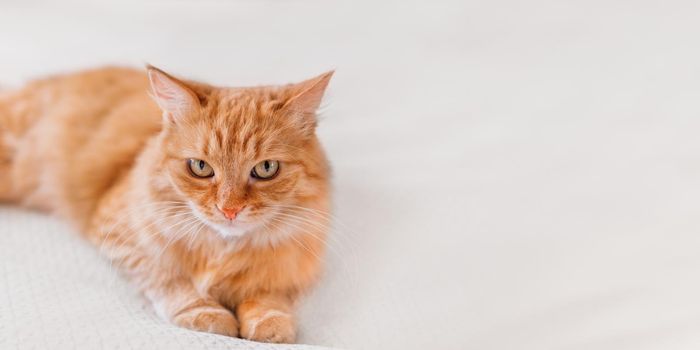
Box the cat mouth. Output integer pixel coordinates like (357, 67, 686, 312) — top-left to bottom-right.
(212, 213, 289, 243)
(183, 203, 250, 238)
(185, 202, 283, 242)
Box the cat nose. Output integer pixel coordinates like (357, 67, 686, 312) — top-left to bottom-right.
(219, 206, 244, 220)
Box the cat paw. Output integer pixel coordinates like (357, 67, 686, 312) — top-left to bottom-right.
(240, 310, 296, 343)
(173, 306, 239, 337)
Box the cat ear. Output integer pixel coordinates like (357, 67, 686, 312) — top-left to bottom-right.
(147, 65, 199, 123)
(283, 70, 334, 133)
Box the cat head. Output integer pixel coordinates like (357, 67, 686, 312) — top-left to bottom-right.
(147, 66, 332, 243)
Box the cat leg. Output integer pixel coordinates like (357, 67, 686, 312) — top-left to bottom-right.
(0, 96, 20, 203)
(0, 150, 11, 201)
(0, 123, 14, 202)
(145, 278, 239, 337)
(91, 212, 237, 337)
(236, 293, 296, 343)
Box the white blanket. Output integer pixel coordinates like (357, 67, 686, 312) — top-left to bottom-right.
(3, 1, 700, 349)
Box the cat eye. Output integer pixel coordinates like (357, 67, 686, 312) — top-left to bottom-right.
(187, 159, 215, 178)
(251, 160, 280, 180)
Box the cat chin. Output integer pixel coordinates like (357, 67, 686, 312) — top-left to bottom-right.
(211, 223, 254, 240)
(210, 219, 295, 247)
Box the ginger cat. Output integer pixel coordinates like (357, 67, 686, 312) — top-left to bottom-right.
(0, 66, 333, 343)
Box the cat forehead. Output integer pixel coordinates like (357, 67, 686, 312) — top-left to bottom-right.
(212, 98, 287, 138)
(185, 108, 289, 159)
(169, 87, 297, 158)
(177, 120, 281, 164)
(204, 90, 284, 126)
(208, 88, 286, 115)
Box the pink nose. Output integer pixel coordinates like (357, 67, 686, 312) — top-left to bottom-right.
(220, 206, 243, 220)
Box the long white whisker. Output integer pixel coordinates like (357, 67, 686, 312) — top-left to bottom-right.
(268, 208, 360, 287)
(98, 202, 191, 259)
(153, 216, 202, 262)
(267, 219, 323, 263)
(105, 209, 194, 270)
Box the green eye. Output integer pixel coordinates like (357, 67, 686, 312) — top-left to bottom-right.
(187, 159, 214, 178)
(251, 160, 279, 180)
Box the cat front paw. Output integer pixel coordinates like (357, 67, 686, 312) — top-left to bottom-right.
(240, 310, 296, 343)
(173, 305, 239, 337)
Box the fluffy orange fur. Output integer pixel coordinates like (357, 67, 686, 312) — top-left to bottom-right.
(0, 66, 334, 343)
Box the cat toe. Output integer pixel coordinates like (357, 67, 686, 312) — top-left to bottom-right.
(174, 306, 239, 337)
(241, 310, 295, 344)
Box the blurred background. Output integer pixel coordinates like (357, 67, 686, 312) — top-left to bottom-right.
(1, 1, 700, 349)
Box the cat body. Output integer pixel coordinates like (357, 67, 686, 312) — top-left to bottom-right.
(0, 66, 333, 343)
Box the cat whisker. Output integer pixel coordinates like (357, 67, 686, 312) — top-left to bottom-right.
(268, 208, 361, 287)
(269, 208, 350, 251)
(103, 208, 192, 258)
(268, 215, 349, 271)
(186, 221, 207, 251)
(104, 208, 194, 276)
(97, 202, 190, 255)
(152, 216, 202, 262)
(271, 204, 361, 258)
(267, 219, 323, 263)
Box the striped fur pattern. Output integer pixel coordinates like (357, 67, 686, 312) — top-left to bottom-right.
(0, 66, 334, 343)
